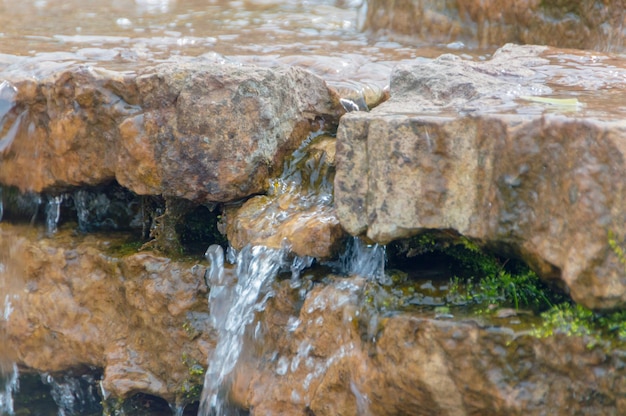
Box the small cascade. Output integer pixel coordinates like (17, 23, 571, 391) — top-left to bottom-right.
(0, 277, 18, 415)
(226, 132, 339, 258)
(0, 363, 18, 415)
(74, 189, 109, 232)
(41, 372, 102, 416)
(200, 243, 314, 416)
(336, 236, 388, 284)
(45, 195, 63, 235)
(0, 80, 22, 154)
(199, 244, 288, 415)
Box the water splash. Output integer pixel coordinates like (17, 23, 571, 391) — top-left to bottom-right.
(0, 272, 18, 415)
(336, 237, 387, 284)
(74, 189, 110, 232)
(200, 244, 290, 415)
(41, 372, 102, 416)
(46, 195, 64, 235)
(0, 363, 18, 415)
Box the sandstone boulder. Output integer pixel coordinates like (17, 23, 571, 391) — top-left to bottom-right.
(0, 223, 212, 404)
(363, 0, 626, 52)
(334, 44, 626, 310)
(0, 60, 343, 202)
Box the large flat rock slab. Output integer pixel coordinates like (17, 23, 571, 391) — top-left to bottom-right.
(335, 44, 626, 310)
(0, 60, 343, 202)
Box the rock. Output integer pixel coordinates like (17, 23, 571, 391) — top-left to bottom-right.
(334, 44, 626, 310)
(231, 277, 626, 415)
(3, 223, 624, 413)
(0, 60, 344, 203)
(224, 135, 346, 259)
(0, 223, 212, 404)
(363, 0, 626, 52)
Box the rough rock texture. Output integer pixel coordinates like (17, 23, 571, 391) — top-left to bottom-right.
(0, 223, 212, 404)
(231, 277, 626, 415)
(335, 44, 626, 310)
(363, 0, 626, 52)
(225, 135, 345, 259)
(3, 223, 624, 413)
(0, 60, 343, 202)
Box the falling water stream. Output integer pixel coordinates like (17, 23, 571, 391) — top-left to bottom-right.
(0, 245, 20, 415)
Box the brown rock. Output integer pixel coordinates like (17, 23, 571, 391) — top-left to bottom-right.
(363, 0, 626, 52)
(231, 277, 626, 415)
(334, 44, 626, 310)
(225, 135, 346, 259)
(3, 225, 624, 414)
(0, 223, 212, 404)
(0, 60, 344, 203)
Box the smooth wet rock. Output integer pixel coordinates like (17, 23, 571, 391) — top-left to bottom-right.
(335, 44, 626, 310)
(224, 135, 346, 259)
(363, 0, 626, 52)
(0, 60, 344, 202)
(0, 223, 212, 404)
(231, 277, 626, 415)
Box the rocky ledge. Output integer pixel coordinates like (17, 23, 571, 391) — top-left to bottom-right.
(1, 43, 625, 414)
(2, 224, 625, 414)
(335, 44, 626, 310)
(0, 59, 343, 203)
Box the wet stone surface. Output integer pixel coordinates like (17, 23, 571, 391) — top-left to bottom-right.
(335, 43, 626, 310)
(1, 1, 626, 415)
(0, 60, 343, 203)
(0, 223, 213, 405)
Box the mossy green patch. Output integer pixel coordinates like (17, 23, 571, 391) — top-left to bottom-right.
(389, 231, 565, 312)
(532, 303, 626, 349)
(608, 230, 626, 269)
(179, 353, 206, 404)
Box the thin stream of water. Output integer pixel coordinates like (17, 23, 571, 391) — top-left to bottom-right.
(1, 279, 18, 415)
(199, 244, 288, 415)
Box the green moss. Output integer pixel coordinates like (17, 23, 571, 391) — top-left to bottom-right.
(391, 231, 565, 311)
(532, 303, 626, 349)
(179, 353, 206, 403)
(105, 238, 144, 257)
(608, 230, 626, 268)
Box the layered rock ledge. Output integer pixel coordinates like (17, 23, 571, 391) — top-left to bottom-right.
(0, 59, 343, 203)
(0, 223, 212, 404)
(335, 44, 626, 310)
(3, 224, 625, 414)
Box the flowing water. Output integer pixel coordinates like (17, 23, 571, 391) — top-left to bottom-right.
(0, 1, 499, 415)
(200, 244, 289, 415)
(0, 242, 20, 415)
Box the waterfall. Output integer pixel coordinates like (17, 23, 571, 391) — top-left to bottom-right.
(336, 236, 388, 284)
(41, 372, 102, 416)
(0, 363, 18, 415)
(0, 290, 18, 415)
(45, 195, 63, 235)
(199, 244, 289, 415)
